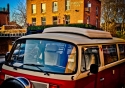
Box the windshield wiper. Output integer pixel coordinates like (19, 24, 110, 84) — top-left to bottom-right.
(23, 64, 49, 76)
(23, 64, 44, 67)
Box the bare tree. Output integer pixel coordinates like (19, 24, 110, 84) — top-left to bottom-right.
(101, 0, 125, 35)
(12, 0, 26, 26)
(119, 0, 125, 34)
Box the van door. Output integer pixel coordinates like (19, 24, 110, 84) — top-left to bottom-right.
(118, 44, 125, 85)
(76, 46, 104, 88)
(102, 44, 120, 88)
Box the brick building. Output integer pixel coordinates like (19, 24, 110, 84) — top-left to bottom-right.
(26, 0, 101, 28)
(0, 4, 10, 27)
(84, 0, 101, 28)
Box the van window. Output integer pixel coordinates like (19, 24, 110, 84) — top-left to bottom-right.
(81, 46, 100, 72)
(118, 44, 125, 59)
(102, 44, 118, 65)
(12, 43, 25, 63)
(9, 39, 77, 74)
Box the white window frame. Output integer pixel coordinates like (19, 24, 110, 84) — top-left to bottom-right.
(32, 18, 36, 25)
(41, 3, 46, 13)
(87, 16, 90, 24)
(87, 1, 91, 7)
(52, 2, 58, 12)
(65, 0, 70, 11)
(41, 17, 46, 25)
(96, 6, 98, 16)
(53, 16, 57, 25)
(96, 19, 98, 27)
(65, 15, 70, 24)
(32, 4, 36, 14)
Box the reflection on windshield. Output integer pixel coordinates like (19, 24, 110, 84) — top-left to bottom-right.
(10, 39, 77, 74)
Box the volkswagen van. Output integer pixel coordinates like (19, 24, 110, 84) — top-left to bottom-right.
(0, 27, 125, 88)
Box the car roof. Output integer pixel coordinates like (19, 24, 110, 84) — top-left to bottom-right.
(19, 27, 125, 45)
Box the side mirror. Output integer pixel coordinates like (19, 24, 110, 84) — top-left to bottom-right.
(5, 52, 10, 62)
(90, 64, 98, 74)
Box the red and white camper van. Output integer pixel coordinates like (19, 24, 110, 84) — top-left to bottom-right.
(0, 27, 125, 88)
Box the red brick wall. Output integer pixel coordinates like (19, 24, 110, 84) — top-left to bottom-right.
(27, 0, 84, 25)
(0, 13, 9, 26)
(84, 0, 101, 28)
(27, 0, 101, 28)
(0, 38, 12, 54)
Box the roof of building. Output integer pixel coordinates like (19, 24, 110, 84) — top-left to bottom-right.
(19, 27, 125, 45)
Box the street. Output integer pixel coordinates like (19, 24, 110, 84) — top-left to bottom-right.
(0, 55, 5, 69)
(0, 55, 5, 62)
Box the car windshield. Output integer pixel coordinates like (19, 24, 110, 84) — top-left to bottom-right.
(9, 39, 77, 74)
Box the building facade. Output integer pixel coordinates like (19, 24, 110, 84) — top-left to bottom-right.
(0, 4, 10, 27)
(26, 0, 101, 28)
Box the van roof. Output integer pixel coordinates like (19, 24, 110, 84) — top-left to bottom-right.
(43, 27, 112, 39)
(19, 27, 125, 45)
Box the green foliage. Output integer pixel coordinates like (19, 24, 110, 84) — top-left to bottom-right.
(27, 23, 96, 31)
(121, 35, 125, 39)
(116, 31, 122, 37)
(116, 31, 125, 39)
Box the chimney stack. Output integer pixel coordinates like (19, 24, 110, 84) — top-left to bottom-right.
(7, 4, 9, 12)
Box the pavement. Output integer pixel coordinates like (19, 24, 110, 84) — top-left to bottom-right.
(0, 55, 5, 70)
(0, 55, 5, 63)
(0, 55, 5, 61)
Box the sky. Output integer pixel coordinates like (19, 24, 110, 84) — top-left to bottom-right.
(0, 0, 26, 21)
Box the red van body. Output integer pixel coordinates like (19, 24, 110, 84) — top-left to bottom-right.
(0, 27, 125, 88)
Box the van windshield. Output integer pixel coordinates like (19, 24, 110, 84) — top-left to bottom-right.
(9, 39, 77, 74)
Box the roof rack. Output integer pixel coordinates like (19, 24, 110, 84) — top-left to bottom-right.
(43, 27, 112, 39)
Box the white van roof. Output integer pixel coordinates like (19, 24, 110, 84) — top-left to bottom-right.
(43, 27, 112, 39)
(20, 27, 125, 45)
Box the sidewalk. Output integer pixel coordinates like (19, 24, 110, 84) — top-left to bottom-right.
(0, 55, 5, 62)
(0, 55, 5, 70)
(0, 54, 5, 58)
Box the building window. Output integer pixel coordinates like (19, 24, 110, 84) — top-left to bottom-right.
(52, 2, 58, 12)
(96, 6, 98, 16)
(41, 17, 46, 25)
(87, 16, 90, 24)
(87, 1, 91, 7)
(53, 16, 57, 25)
(32, 18, 36, 25)
(65, 0, 70, 11)
(96, 19, 98, 27)
(41, 3, 46, 13)
(65, 15, 70, 24)
(87, 1, 91, 12)
(32, 4, 36, 14)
